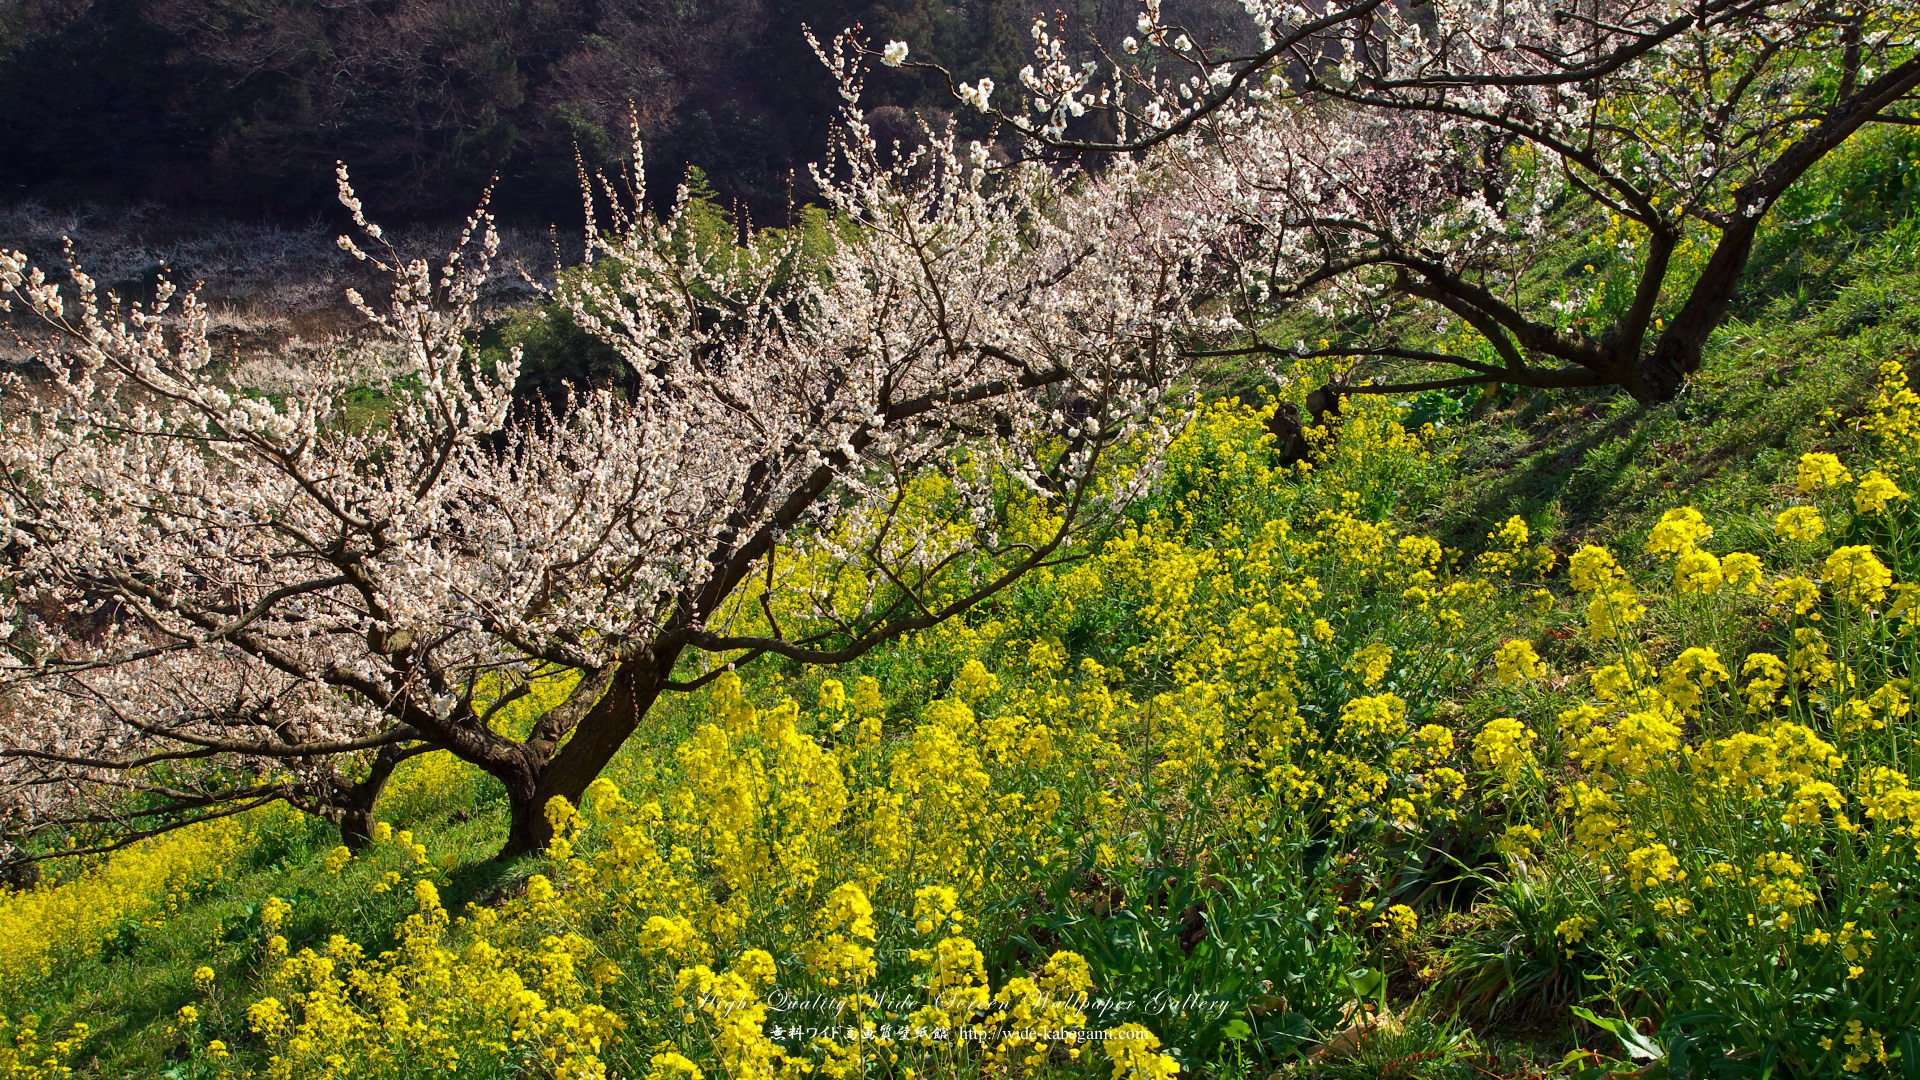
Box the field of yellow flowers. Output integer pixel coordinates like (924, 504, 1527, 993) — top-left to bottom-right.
(4, 337, 1917, 1079)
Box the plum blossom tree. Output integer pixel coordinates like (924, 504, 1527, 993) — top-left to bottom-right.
(0, 34, 1210, 863)
(904, 0, 1920, 403)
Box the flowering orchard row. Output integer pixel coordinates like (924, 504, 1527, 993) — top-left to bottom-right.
(6, 357, 1919, 1078)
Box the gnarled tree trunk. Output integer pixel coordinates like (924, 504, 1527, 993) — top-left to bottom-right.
(495, 648, 679, 858)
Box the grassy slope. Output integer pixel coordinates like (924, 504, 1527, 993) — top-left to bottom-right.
(5, 152, 1919, 1078)
(1423, 122, 1920, 555)
(1426, 227, 1919, 555)
(0, 694, 714, 1077)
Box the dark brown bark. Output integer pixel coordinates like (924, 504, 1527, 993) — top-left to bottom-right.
(335, 740, 423, 850)
(497, 647, 678, 858)
(1632, 55, 1920, 405)
(499, 765, 547, 859)
(339, 806, 378, 850)
(1628, 222, 1759, 404)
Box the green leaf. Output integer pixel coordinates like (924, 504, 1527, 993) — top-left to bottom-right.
(1344, 967, 1384, 1001)
(1572, 1005, 1665, 1061)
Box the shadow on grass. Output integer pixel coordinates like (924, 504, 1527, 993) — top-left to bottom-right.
(1428, 391, 1655, 548)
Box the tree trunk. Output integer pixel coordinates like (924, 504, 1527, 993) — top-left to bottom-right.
(1632, 218, 1761, 405)
(500, 766, 548, 859)
(495, 646, 681, 859)
(337, 740, 418, 850)
(1628, 57, 1920, 405)
(340, 806, 377, 850)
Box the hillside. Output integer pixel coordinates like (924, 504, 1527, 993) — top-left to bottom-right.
(4, 114, 1920, 1080)
(6, 0, 1920, 1067)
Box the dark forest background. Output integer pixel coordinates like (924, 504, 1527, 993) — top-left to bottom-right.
(0, 0, 1254, 227)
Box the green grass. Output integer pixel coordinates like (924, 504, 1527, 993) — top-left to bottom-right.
(0, 678, 725, 1077)
(1419, 212, 1920, 560)
(3, 789, 501, 1074)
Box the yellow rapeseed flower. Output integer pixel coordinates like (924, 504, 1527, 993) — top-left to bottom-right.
(1796, 452, 1852, 493)
(1491, 639, 1541, 685)
(1775, 506, 1825, 542)
(1825, 545, 1893, 605)
(1854, 470, 1906, 515)
(1645, 506, 1712, 557)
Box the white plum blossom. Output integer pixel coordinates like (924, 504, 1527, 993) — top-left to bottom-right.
(918, 0, 1920, 403)
(958, 77, 995, 112)
(0, 34, 1213, 861)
